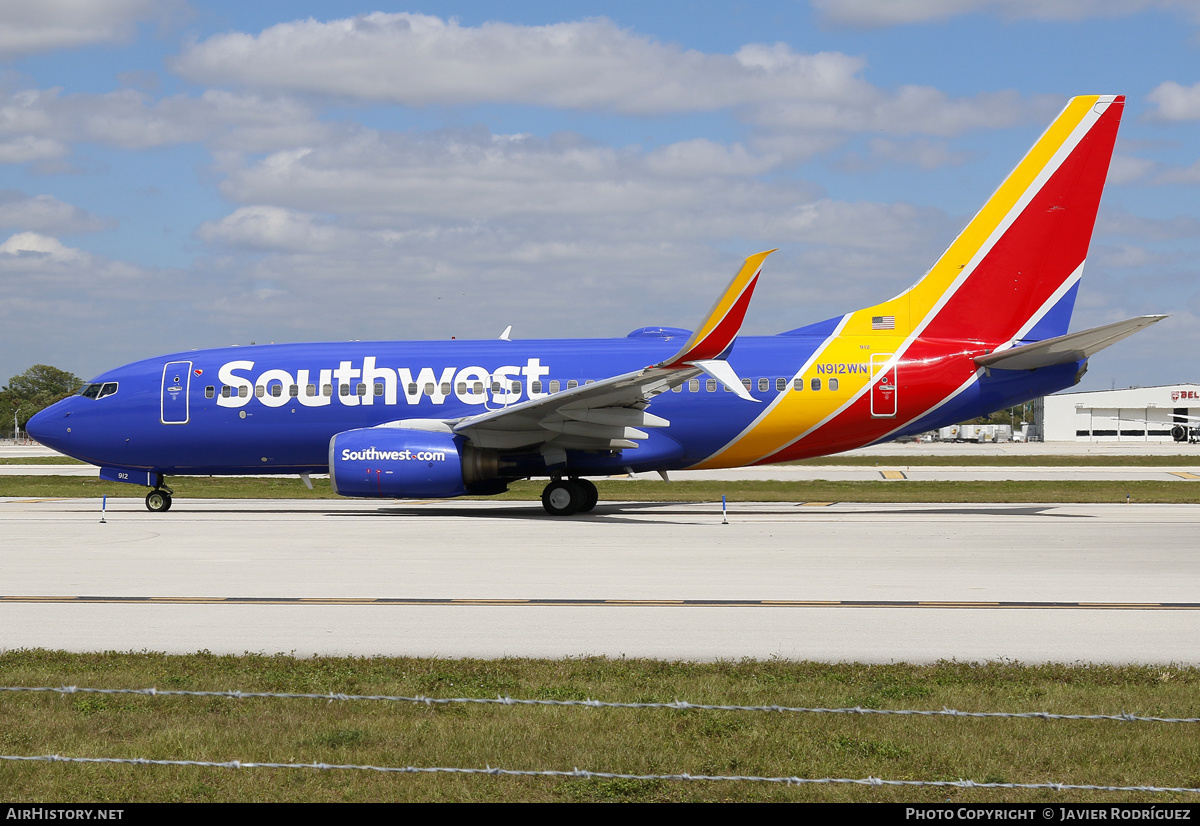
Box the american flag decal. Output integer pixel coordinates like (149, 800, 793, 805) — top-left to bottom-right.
(872, 315, 895, 330)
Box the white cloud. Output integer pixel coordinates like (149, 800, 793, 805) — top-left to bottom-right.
(0, 191, 114, 233)
(1105, 153, 1157, 185)
(1146, 81, 1200, 122)
(810, 0, 1197, 27)
(836, 137, 971, 171)
(171, 12, 1040, 139)
(1096, 209, 1200, 241)
(0, 85, 334, 163)
(0, 230, 82, 259)
(0, 0, 169, 60)
(1152, 159, 1200, 185)
(172, 14, 866, 114)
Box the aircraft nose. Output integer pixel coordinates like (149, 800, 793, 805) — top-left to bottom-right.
(26, 404, 68, 452)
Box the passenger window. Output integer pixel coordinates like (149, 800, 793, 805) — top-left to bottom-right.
(742, 378, 752, 390)
(306, 384, 316, 397)
(758, 378, 769, 392)
(456, 382, 467, 395)
(829, 378, 839, 391)
(510, 381, 521, 392)
(424, 382, 435, 395)
(254, 385, 265, 397)
(531, 381, 542, 393)
(689, 379, 699, 392)
(549, 380, 560, 393)
(205, 386, 215, 399)
(221, 385, 231, 398)
(289, 385, 298, 397)
(490, 381, 501, 393)
(270, 384, 282, 397)
(776, 378, 786, 392)
(323, 384, 333, 397)
(473, 381, 484, 394)
(811, 378, 821, 391)
(408, 383, 418, 395)
(585, 379, 595, 385)
(441, 382, 452, 395)
(793, 377, 803, 391)
(671, 384, 682, 393)
(567, 380, 578, 389)
(707, 379, 716, 392)
(239, 386, 249, 398)
(375, 383, 384, 396)
(340, 384, 351, 397)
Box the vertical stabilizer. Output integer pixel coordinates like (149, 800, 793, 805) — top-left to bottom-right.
(862, 95, 1124, 344)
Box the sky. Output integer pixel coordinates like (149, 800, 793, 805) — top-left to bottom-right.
(2, 0, 1200, 393)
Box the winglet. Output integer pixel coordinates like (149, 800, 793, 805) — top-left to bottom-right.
(659, 249, 776, 369)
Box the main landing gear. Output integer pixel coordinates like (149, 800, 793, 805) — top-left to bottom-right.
(145, 482, 173, 512)
(541, 477, 599, 516)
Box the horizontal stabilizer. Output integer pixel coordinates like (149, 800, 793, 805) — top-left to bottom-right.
(975, 315, 1166, 371)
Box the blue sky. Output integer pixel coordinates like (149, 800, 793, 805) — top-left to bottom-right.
(2, 0, 1200, 392)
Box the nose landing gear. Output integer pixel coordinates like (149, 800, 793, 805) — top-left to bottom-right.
(145, 483, 173, 512)
(540, 477, 599, 516)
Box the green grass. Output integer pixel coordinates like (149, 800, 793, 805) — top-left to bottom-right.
(2, 476, 1197, 503)
(0, 456, 86, 465)
(1, 652, 1198, 802)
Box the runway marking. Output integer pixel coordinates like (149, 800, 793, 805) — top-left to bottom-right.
(3, 596, 1198, 610)
(1169, 472, 1200, 480)
(880, 470, 907, 480)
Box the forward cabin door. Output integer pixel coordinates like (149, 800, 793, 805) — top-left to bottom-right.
(161, 361, 192, 424)
(870, 353, 897, 418)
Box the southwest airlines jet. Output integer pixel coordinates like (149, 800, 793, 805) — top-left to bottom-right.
(28, 95, 1164, 515)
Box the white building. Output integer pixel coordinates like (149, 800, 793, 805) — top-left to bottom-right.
(1042, 384, 1200, 442)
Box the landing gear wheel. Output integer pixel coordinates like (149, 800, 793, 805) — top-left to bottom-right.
(145, 489, 172, 513)
(573, 478, 599, 512)
(542, 479, 582, 516)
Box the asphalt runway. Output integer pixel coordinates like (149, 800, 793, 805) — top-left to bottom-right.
(4, 464, 1200, 481)
(2, 496, 1199, 664)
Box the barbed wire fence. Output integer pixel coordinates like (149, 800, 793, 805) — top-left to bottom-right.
(4, 684, 1200, 793)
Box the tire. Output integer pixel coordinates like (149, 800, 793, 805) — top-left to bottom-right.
(541, 480, 582, 516)
(145, 490, 172, 512)
(573, 478, 599, 512)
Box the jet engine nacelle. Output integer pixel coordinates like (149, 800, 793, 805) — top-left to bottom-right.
(329, 427, 497, 499)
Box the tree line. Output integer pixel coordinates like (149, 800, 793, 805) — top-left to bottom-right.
(1, 364, 82, 437)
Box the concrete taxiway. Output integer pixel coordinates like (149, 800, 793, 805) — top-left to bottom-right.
(2, 496, 1198, 664)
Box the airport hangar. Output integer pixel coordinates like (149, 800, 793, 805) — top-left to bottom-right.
(1041, 383, 1200, 442)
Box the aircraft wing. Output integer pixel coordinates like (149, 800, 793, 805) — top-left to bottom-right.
(975, 315, 1166, 371)
(448, 250, 775, 455)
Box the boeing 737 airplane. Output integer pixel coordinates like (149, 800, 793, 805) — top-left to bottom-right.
(27, 94, 1165, 515)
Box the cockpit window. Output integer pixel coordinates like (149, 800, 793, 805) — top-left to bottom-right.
(79, 383, 118, 400)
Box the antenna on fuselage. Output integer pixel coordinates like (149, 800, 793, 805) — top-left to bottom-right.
(499, 325, 512, 341)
